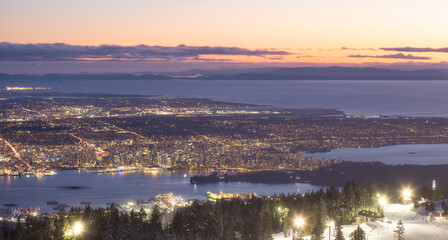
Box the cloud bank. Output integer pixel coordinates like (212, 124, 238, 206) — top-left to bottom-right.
(0, 42, 290, 61)
(381, 47, 448, 53)
(340, 47, 376, 51)
(348, 53, 431, 60)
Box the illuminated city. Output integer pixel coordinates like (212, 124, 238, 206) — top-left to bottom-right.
(2, 0, 448, 239)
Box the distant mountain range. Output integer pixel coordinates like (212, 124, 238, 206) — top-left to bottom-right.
(2, 66, 448, 81)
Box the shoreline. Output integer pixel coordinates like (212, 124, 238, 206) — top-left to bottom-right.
(190, 161, 448, 188)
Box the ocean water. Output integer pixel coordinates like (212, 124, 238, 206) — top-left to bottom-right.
(306, 144, 448, 165)
(1, 79, 448, 117)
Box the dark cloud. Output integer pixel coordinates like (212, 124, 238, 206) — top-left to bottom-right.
(348, 53, 431, 60)
(295, 55, 314, 58)
(341, 47, 377, 51)
(265, 57, 284, 60)
(191, 56, 234, 62)
(0, 42, 290, 61)
(381, 47, 448, 53)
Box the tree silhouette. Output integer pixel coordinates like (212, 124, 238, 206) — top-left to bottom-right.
(333, 220, 344, 240)
(394, 220, 405, 240)
(349, 226, 366, 240)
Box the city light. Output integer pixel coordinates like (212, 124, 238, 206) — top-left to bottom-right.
(65, 221, 83, 238)
(379, 196, 387, 206)
(403, 188, 412, 199)
(73, 222, 83, 235)
(294, 217, 304, 227)
(402, 188, 412, 204)
(292, 217, 305, 240)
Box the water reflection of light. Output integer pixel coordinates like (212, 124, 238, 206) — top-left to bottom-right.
(36, 175, 45, 182)
(0, 176, 12, 186)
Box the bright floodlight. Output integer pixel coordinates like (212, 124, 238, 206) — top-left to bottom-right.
(294, 217, 304, 227)
(403, 189, 411, 199)
(327, 220, 334, 227)
(379, 196, 387, 206)
(73, 222, 83, 235)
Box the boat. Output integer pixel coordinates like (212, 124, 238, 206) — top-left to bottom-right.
(44, 170, 57, 176)
(23, 171, 35, 176)
(97, 166, 139, 173)
(408, 152, 416, 154)
(142, 166, 163, 173)
(206, 191, 224, 202)
(47, 201, 59, 205)
(3, 203, 17, 207)
(206, 191, 257, 202)
(80, 201, 91, 205)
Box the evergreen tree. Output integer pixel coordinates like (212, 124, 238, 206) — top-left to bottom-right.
(0, 225, 7, 240)
(311, 198, 327, 240)
(171, 210, 184, 239)
(394, 220, 405, 240)
(242, 209, 260, 240)
(281, 217, 290, 238)
(442, 200, 447, 215)
(417, 185, 431, 200)
(1, 221, 8, 240)
(44, 218, 56, 240)
(349, 226, 366, 240)
(15, 217, 23, 239)
(118, 211, 131, 239)
(341, 181, 357, 223)
(149, 205, 163, 240)
(333, 220, 344, 240)
(433, 187, 443, 201)
(259, 201, 273, 240)
(103, 205, 120, 240)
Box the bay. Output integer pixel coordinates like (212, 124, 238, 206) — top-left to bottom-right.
(0, 170, 319, 211)
(2, 144, 448, 210)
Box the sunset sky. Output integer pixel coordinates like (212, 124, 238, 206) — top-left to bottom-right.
(1, 0, 448, 73)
